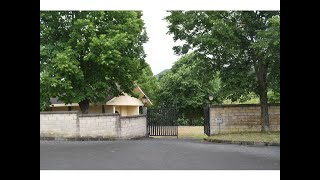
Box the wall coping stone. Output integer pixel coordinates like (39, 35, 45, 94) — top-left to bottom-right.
(78, 113, 119, 117)
(40, 112, 145, 118)
(40, 111, 78, 114)
(209, 104, 280, 108)
(120, 114, 146, 119)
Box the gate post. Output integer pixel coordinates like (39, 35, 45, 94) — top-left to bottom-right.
(208, 105, 211, 136)
(142, 107, 147, 115)
(204, 105, 211, 136)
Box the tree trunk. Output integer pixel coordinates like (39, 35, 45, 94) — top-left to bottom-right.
(257, 63, 270, 133)
(251, 48, 270, 133)
(79, 99, 90, 114)
(259, 88, 270, 132)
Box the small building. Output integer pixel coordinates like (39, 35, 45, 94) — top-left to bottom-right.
(50, 86, 152, 116)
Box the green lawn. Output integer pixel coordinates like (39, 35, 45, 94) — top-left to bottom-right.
(206, 132, 280, 143)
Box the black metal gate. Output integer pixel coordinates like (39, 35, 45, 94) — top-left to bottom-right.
(204, 106, 211, 136)
(147, 107, 178, 136)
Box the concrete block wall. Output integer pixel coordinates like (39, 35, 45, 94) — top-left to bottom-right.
(40, 112, 147, 139)
(209, 104, 280, 135)
(119, 115, 147, 139)
(78, 114, 119, 138)
(40, 111, 79, 138)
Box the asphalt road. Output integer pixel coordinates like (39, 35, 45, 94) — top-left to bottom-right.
(40, 138, 280, 170)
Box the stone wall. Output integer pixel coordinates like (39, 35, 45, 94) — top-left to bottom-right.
(79, 114, 119, 138)
(119, 115, 147, 139)
(40, 111, 79, 138)
(40, 112, 147, 139)
(209, 104, 280, 135)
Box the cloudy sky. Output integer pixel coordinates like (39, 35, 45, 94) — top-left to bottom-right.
(142, 10, 182, 75)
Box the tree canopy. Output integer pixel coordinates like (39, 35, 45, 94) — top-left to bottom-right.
(40, 11, 148, 113)
(165, 11, 280, 131)
(157, 53, 221, 125)
(136, 65, 159, 105)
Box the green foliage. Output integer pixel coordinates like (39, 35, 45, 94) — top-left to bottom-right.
(157, 53, 222, 125)
(136, 65, 159, 105)
(40, 90, 51, 111)
(165, 11, 280, 103)
(223, 92, 260, 104)
(268, 90, 280, 103)
(177, 118, 189, 126)
(223, 90, 279, 104)
(254, 15, 280, 98)
(40, 11, 148, 111)
(165, 11, 280, 131)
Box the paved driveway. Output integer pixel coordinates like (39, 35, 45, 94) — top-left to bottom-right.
(40, 138, 280, 170)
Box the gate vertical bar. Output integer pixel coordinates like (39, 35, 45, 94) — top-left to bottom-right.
(146, 107, 178, 137)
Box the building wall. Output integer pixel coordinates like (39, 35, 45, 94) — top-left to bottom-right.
(52, 105, 111, 114)
(114, 106, 140, 116)
(115, 106, 121, 114)
(52, 105, 140, 116)
(40, 112, 147, 139)
(51, 107, 69, 111)
(88, 105, 102, 113)
(209, 104, 280, 135)
(127, 106, 139, 116)
(71, 106, 81, 112)
(106, 105, 114, 113)
(120, 106, 128, 116)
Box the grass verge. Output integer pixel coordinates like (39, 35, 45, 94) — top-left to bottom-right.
(206, 132, 280, 144)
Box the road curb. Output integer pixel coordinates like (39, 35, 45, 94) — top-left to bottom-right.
(203, 138, 280, 146)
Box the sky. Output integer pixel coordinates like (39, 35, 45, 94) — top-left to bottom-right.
(142, 10, 182, 75)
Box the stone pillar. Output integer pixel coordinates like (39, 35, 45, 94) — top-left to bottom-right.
(142, 107, 148, 115)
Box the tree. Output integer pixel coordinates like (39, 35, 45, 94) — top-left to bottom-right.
(165, 11, 280, 132)
(136, 65, 159, 106)
(40, 11, 148, 113)
(157, 53, 221, 125)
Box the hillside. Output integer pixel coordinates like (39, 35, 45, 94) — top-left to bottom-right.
(154, 69, 170, 79)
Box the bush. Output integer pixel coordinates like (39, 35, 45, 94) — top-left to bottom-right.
(178, 118, 189, 126)
(178, 117, 204, 126)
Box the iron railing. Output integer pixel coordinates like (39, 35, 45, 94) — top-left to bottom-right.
(147, 107, 178, 136)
